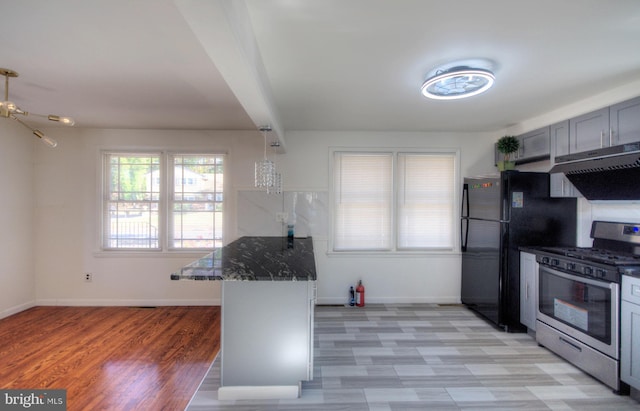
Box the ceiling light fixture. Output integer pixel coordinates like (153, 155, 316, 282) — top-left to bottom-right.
(421, 66, 495, 100)
(255, 125, 276, 190)
(1, 68, 75, 148)
(267, 140, 282, 195)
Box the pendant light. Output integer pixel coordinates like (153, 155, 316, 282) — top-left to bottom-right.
(1, 68, 75, 148)
(267, 140, 282, 195)
(255, 125, 276, 189)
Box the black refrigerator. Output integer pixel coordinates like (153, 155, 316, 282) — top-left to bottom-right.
(460, 171, 576, 332)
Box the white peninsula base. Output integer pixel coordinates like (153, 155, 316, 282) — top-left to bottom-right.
(219, 280, 316, 400)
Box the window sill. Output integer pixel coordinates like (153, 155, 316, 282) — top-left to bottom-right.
(93, 250, 212, 259)
(325, 249, 459, 258)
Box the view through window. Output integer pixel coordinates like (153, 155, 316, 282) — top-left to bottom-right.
(103, 152, 224, 250)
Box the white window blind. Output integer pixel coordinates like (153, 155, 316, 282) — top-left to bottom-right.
(333, 152, 393, 251)
(332, 150, 456, 252)
(397, 153, 455, 250)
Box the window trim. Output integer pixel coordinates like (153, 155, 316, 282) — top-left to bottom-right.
(98, 149, 227, 255)
(328, 147, 460, 255)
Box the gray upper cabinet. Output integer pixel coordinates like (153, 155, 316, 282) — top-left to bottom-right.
(495, 96, 639, 197)
(610, 96, 640, 146)
(494, 126, 550, 165)
(550, 120, 581, 197)
(569, 107, 610, 152)
(565, 96, 640, 154)
(551, 120, 570, 158)
(516, 127, 550, 162)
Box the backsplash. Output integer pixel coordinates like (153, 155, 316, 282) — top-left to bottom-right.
(237, 190, 328, 239)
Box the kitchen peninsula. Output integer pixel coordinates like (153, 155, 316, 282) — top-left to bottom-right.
(171, 236, 317, 400)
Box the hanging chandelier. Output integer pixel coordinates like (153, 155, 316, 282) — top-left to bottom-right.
(1, 68, 75, 148)
(267, 140, 282, 195)
(255, 125, 276, 189)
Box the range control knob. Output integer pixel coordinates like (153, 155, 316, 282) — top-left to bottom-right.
(583, 266, 593, 276)
(541, 256, 550, 264)
(566, 262, 577, 271)
(596, 269, 607, 278)
(551, 259, 560, 266)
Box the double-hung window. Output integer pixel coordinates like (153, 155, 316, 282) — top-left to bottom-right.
(102, 152, 224, 251)
(170, 154, 224, 249)
(333, 152, 393, 251)
(332, 150, 457, 252)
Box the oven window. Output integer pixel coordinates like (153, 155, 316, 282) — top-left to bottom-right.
(538, 267, 612, 344)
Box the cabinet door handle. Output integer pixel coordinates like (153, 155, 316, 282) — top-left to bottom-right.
(610, 128, 614, 146)
(526, 283, 530, 300)
(600, 131, 605, 148)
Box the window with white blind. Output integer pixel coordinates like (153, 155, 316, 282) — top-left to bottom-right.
(333, 152, 393, 251)
(102, 151, 225, 251)
(397, 153, 455, 250)
(332, 150, 457, 252)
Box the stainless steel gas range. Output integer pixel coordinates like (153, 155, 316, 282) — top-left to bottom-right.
(533, 221, 640, 394)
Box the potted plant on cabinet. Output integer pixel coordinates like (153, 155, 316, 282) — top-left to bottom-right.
(496, 135, 520, 171)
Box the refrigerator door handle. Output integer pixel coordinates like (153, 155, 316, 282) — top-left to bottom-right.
(461, 184, 469, 252)
(461, 183, 469, 218)
(461, 218, 468, 252)
(466, 217, 509, 223)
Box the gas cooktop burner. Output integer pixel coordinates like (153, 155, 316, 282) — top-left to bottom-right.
(538, 246, 640, 266)
(534, 222, 640, 282)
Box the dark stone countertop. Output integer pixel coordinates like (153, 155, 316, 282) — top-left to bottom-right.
(170, 236, 317, 281)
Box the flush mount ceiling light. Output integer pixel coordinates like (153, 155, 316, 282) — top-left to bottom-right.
(1, 68, 75, 148)
(421, 66, 495, 100)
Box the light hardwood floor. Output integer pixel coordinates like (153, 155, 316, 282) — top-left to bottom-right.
(0, 306, 220, 411)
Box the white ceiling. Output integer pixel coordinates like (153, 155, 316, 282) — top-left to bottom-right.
(1, 0, 640, 140)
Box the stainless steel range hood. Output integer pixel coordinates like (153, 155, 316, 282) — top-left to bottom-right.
(549, 141, 640, 200)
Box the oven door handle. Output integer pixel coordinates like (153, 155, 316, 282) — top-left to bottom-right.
(540, 266, 617, 290)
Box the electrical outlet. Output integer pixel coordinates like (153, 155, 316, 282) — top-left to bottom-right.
(84, 272, 93, 282)
(276, 212, 288, 222)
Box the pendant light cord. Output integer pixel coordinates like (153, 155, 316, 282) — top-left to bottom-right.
(263, 129, 267, 159)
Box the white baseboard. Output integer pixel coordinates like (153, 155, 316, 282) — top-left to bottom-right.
(35, 298, 221, 307)
(0, 301, 36, 320)
(316, 296, 461, 305)
(217, 385, 300, 400)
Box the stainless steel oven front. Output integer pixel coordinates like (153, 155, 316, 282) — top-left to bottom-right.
(536, 264, 621, 390)
(537, 264, 619, 358)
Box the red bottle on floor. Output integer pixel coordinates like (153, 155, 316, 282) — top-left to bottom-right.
(355, 280, 365, 307)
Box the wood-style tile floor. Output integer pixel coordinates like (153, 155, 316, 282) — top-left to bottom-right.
(188, 304, 640, 410)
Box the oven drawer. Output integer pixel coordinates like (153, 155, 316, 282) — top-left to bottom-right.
(536, 321, 620, 391)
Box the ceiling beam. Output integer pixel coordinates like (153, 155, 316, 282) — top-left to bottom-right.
(175, 0, 285, 150)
